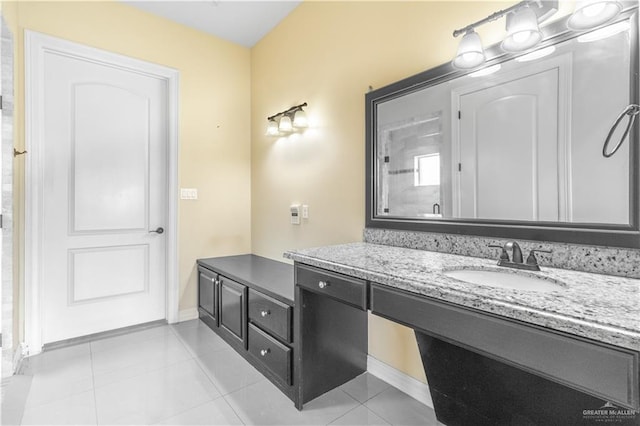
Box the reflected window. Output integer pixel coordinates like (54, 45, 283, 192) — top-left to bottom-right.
(414, 153, 440, 187)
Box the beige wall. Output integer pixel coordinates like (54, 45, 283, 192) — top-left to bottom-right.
(250, 0, 522, 383)
(3, 0, 252, 344)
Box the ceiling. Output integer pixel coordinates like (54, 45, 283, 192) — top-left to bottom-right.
(122, 0, 302, 47)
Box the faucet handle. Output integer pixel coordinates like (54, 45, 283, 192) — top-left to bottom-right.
(526, 249, 552, 265)
(488, 244, 509, 261)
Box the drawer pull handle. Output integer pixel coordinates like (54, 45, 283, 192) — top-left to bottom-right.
(260, 310, 270, 317)
(318, 280, 329, 289)
(260, 348, 270, 357)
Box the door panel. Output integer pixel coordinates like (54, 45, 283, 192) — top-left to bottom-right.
(72, 84, 149, 233)
(219, 277, 247, 346)
(41, 47, 167, 344)
(70, 245, 148, 303)
(458, 68, 561, 222)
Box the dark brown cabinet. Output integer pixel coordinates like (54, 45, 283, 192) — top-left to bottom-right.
(218, 276, 247, 348)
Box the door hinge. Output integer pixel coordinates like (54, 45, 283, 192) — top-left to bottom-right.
(458, 163, 462, 172)
(384, 156, 390, 163)
(0, 214, 2, 228)
(458, 110, 461, 119)
(0, 96, 3, 110)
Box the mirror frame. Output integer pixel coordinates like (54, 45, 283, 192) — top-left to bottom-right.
(366, 8, 640, 248)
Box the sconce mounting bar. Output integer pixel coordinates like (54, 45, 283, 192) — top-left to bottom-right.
(267, 102, 307, 121)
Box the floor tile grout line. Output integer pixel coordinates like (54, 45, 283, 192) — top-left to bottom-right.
(323, 399, 365, 426)
(89, 343, 99, 426)
(220, 393, 247, 426)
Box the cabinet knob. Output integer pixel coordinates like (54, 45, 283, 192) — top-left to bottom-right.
(260, 310, 270, 317)
(260, 348, 270, 357)
(318, 280, 329, 289)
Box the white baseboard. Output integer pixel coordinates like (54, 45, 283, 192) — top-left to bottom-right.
(178, 308, 199, 322)
(367, 355, 433, 409)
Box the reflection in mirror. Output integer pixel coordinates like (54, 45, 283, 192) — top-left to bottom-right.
(375, 15, 634, 226)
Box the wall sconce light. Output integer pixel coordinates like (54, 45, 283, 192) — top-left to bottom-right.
(568, 0, 623, 30)
(451, 0, 558, 69)
(266, 102, 308, 136)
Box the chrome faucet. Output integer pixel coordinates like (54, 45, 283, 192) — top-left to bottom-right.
(488, 241, 551, 271)
(504, 241, 523, 264)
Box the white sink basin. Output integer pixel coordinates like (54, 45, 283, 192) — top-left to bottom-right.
(443, 269, 563, 292)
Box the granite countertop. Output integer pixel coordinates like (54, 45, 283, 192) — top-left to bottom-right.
(284, 242, 640, 351)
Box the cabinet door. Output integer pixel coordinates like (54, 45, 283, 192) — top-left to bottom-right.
(198, 267, 217, 323)
(219, 276, 247, 347)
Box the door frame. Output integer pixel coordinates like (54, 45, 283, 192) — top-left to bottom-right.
(24, 31, 180, 355)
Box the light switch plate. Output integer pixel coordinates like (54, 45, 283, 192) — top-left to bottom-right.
(180, 188, 198, 200)
(302, 204, 309, 219)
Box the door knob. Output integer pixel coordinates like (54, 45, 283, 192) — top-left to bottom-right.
(149, 227, 164, 234)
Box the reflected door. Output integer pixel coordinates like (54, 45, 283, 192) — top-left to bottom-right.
(41, 47, 168, 344)
(456, 68, 563, 221)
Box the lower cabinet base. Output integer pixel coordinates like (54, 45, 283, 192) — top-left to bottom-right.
(197, 314, 298, 404)
(198, 309, 217, 330)
(415, 333, 639, 426)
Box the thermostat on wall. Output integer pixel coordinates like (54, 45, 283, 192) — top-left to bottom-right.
(290, 204, 301, 225)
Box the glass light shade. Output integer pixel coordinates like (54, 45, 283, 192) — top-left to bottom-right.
(266, 119, 279, 136)
(501, 7, 543, 52)
(293, 109, 308, 128)
(278, 115, 293, 133)
(452, 31, 485, 69)
(568, 0, 622, 30)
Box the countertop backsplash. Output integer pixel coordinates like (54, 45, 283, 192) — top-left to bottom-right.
(364, 228, 640, 279)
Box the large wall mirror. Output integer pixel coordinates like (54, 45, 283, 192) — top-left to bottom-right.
(366, 4, 640, 248)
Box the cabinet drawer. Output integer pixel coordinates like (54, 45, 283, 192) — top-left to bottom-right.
(248, 323, 292, 385)
(370, 283, 640, 409)
(296, 264, 367, 310)
(248, 290, 292, 343)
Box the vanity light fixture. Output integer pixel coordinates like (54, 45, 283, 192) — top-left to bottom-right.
(266, 102, 308, 137)
(567, 0, 623, 30)
(451, 0, 557, 69)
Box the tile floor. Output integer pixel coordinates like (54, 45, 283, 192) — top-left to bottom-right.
(1, 320, 442, 425)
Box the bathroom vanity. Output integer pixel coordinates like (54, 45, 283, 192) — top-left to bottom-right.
(285, 243, 640, 424)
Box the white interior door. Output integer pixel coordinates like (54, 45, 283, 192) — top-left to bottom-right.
(39, 42, 168, 344)
(456, 68, 562, 222)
